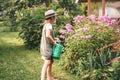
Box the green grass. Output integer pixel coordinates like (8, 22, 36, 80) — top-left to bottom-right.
(0, 32, 79, 80)
(0, 22, 11, 32)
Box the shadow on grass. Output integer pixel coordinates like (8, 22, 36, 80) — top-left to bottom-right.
(0, 35, 42, 80)
(0, 44, 24, 54)
(0, 32, 26, 55)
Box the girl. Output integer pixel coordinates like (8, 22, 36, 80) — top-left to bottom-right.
(40, 10, 57, 80)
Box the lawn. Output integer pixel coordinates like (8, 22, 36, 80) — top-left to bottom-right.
(0, 32, 79, 80)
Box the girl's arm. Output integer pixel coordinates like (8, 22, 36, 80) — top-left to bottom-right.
(46, 29, 56, 46)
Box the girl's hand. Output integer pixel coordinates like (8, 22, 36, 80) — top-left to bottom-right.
(53, 41, 56, 46)
(55, 38, 61, 43)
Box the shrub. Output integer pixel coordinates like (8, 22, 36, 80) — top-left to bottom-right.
(16, 4, 72, 49)
(59, 0, 86, 17)
(3, 0, 85, 49)
(16, 6, 45, 49)
(110, 62, 120, 80)
(59, 15, 120, 79)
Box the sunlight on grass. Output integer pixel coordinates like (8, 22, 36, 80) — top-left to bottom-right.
(1, 37, 23, 45)
(0, 32, 23, 46)
(0, 22, 11, 32)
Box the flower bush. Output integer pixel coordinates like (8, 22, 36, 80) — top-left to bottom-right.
(59, 15, 120, 79)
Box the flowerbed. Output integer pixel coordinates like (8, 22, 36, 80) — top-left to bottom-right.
(59, 15, 120, 79)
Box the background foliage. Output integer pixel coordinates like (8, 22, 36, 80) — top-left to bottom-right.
(1, 0, 120, 80)
(1, 0, 86, 49)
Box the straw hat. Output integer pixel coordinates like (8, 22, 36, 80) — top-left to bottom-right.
(45, 10, 55, 19)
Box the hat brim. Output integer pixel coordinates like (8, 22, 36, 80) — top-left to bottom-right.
(45, 13, 56, 19)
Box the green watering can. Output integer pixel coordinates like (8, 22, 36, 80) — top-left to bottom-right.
(52, 43, 63, 59)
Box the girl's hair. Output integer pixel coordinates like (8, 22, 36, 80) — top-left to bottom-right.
(44, 16, 55, 24)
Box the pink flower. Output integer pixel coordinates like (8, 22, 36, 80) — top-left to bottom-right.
(79, 28, 89, 31)
(111, 19, 116, 23)
(107, 22, 113, 26)
(80, 36, 86, 38)
(65, 23, 72, 30)
(85, 35, 92, 38)
(83, 28, 89, 31)
(76, 15, 83, 20)
(59, 35, 65, 39)
(79, 28, 83, 31)
(68, 29, 74, 34)
(98, 16, 110, 22)
(59, 29, 67, 34)
(73, 15, 83, 23)
(64, 24, 74, 34)
(74, 34, 80, 38)
(87, 15, 96, 19)
(107, 19, 117, 26)
(80, 35, 92, 39)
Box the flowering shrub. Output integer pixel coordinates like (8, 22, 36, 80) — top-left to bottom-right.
(59, 15, 117, 48)
(59, 15, 120, 79)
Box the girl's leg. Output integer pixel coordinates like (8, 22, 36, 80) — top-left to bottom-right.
(47, 62, 52, 80)
(41, 60, 51, 80)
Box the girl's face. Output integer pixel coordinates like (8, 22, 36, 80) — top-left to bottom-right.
(51, 16, 56, 24)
